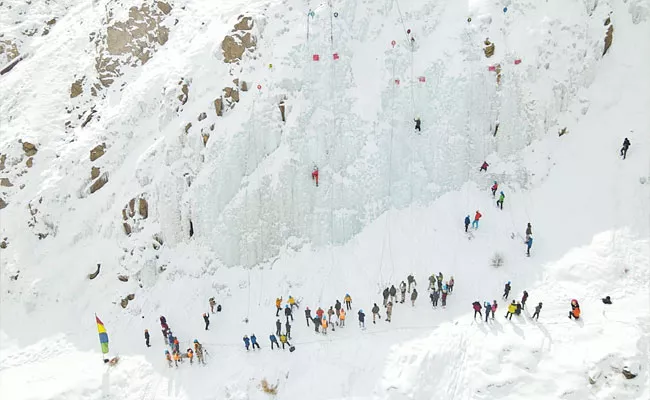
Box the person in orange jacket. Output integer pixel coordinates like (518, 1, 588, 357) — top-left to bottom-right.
(321, 317, 328, 334)
(339, 308, 346, 327)
(173, 351, 181, 367)
(275, 297, 283, 316)
(187, 348, 194, 364)
(569, 299, 581, 319)
(472, 210, 482, 229)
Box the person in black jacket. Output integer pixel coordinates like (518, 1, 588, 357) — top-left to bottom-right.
(305, 307, 312, 327)
(358, 310, 366, 328)
(382, 287, 390, 307)
(371, 303, 381, 324)
(203, 313, 210, 330)
(526, 223, 532, 236)
(285, 321, 292, 340)
(284, 305, 293, 322)
(414, 118, 421, 132)
(313, 317, 320, 333)
(389, 285, 397, 304)
(521, 291, 529, 308)
(407, 274, 416, 293)
(275, 319, 282, 336)
(144, 329, 150, 347)
(503, 281, 511, 299)
(602, 296, 612, 304)
(621, 138, 631, 159)
(531, 302, 542, 320)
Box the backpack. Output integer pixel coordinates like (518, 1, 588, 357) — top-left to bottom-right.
(217, 304, 222, 312)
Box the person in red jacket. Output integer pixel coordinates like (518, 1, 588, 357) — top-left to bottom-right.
(472, 210, 482, 229)
(491, 181, 498, 197)
(312, 166, 319, 187)
(479, 161, 489, 172)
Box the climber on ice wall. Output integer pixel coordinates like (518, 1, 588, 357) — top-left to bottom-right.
(312, 166, 319, 187)
(414, 117, 421, 132)
(480, 161, 489, 172)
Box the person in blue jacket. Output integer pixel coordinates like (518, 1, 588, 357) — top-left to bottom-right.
(525, 235, 533, 257)
(250, 334, 260, 349)
(243, 335, 250, 350)
(484, 301, 492, 322)
(269, 333, 279, 349)
(464, 215, 471, 232)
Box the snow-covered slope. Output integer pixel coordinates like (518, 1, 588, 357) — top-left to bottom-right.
(1, 0, 649, 399)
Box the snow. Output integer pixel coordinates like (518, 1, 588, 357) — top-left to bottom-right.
(1, 0, 649, 399)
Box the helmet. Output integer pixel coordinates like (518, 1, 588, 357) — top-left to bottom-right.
(165, 350, 169, 354)
(193, 339, 198, 343)
(285, 304, 289, 308)
(306, 306, 310, 310)
(500, 191, 504, 195)
(359, 309, 363, 313)
(144, 329, 148, 332)
(507, 281, 511, 284)
(289, 295, 293, 299)
(494, 181, 497, 184)
(346, 293, 349, 297)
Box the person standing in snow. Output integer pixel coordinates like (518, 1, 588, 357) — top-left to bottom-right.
(275, 297, 283, 316)
(286, 321, 292, 340)
(313, 316, 320, 333)
(288, 296, 298, 310)
(515, 301, 522, 316)
(491, 300, 498, 319)
(569, 299, 581, 320)
(209, 297, 216, 313)
(203, 313, 210, 330)
(251, 334, 260, 349)
(344, 294, 352, 310)
(525, 235, 533, 257)
(358, 309, 366, 328)
(144, 329, 150, 347)
(165, 350, 172, 367)
(275, 319, 282, 337)
(284, 305, 293, 323)
(389, 285, 397, 304)
(194, 340, 205, 365)
(496, 191, 505, 210)
(410, 289, 418, 306)
(270, 333, 280, 349)
(464, 215, 471, 232)
(472, 210, 482, 229)
(479, 161, 489, 172)
(371, 303, 381, 324)
(187, 348, 194, 364)
(243, 335, 251, 351)
(491, 181, 498, 198)
(620, 138, 631, 159)
(321, 317, 328, 334)
(407, 274, 416, 293)
(327, 306, 335, 324)
(312, 166, 319, 187)
(431, 289, 440, 307)
(521, 291, 529, 308)
(448, 276, 455, 293)
(441, 290, 448, 307)
(280, 333, 291, 349)
(532, 302, 542, 320)
(428, 274, 436, 290)
(399, 281, 407, 303)
(305, 307, 312, 327)
(503, 281, 511, 299)
(414, 117, 421, 132)
(386, 301, 393, 322)
(484, 301, 492, 322)
(335, 300, 342, 320)
(436, 273, 443, 291)
(472, 301, 482, 319)
(382, 287, 390, 307)
(526, 223, 532, 236)
(505, 300, 516, 320)
(339, 308, 346, 327)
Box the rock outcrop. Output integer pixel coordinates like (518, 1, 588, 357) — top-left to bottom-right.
(483, 38, 495, 58)
(90, 144, 106, 161)
(121, 195, 149, 235)
(22, 142, 38, 157)
(603, 17, 614, 56)
(90, 173, 109, 194)
(221, 15, 256, 63)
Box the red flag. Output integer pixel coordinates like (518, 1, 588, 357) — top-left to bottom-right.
(333, 53, 339, 60)
(391, 40, 396, 47)
(514, 59, 522, 65)
(488, 65, 496, 71)
(312, 54, 320, 61)
(395, 79, 400, 85)
(418, 76, 426, 82)
(256, 84, 262, 90)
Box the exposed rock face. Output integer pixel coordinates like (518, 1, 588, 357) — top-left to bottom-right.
(90, 144, 106, 161)
(123, 222, 132, 235)
(91, 167, 101, 180)
(214, 98, 224, 116)
(603, 18, 614, 56)
(483, 39, 495, 58)
(70, 78, 84, 98)
(0, 154, 5, 170)
(178, 79, 189, 105)
(184, 122, 192, 133)
(222, 15, 256, 63)
(0, 39, 20, 64)
(0, 198, 7, 209)
(0, 178, 13, 187)
(156, 1, 172, 14)
(26, 157, 33, 168)
(198, 112, 207, 121)
(121, 195, 149, 235)
(138, 198, 148, 219)
(241, 81, 248, 91)
(22, 142, 38, 156)
(90, 173, 109, 194)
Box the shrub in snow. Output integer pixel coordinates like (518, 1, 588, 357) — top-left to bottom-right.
(491, 252, 505, 268)
(260, 379, 278, 394)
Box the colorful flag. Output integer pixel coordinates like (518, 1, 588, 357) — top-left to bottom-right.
(418, 76, 426, 82)
(96, 315, 109, 354)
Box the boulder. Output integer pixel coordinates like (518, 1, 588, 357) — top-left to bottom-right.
(26, 157, 33, 168)
(0, 198, 7, 209)
(184, 122, 192, 133)
(214, 98, 223, 116)
(231, 89, 240, 102)
(0, 154, 5, 170)
(483, 39, 495, 58)
(122, 209, 128, 221)
(120, 298, 129, 308)
(603, 23, 613, 56)
(233, 16, 253, 31)
(0, 178, 13, 187)
(123, 222, 132, 235)
(90, 144, 105, 161)
(118, 275, 129, 282)
(90, 174, 108, 194)
(156, 1, 172, 15)
(241, 81, 248, 91)
(222, 35, 245, 63)
(138, 198, 148, 219)
(126, 293, 135, 301)
(198, 112, 207, 121)
(202, 134, 210, 146)
(22, 142, 38, 156)
(71, 78, 84, 98)
(0, 240, 7, 249)
(91, 167, 100, 180)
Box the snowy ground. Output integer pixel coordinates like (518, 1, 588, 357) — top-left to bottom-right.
(1, 0, 649, 399)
